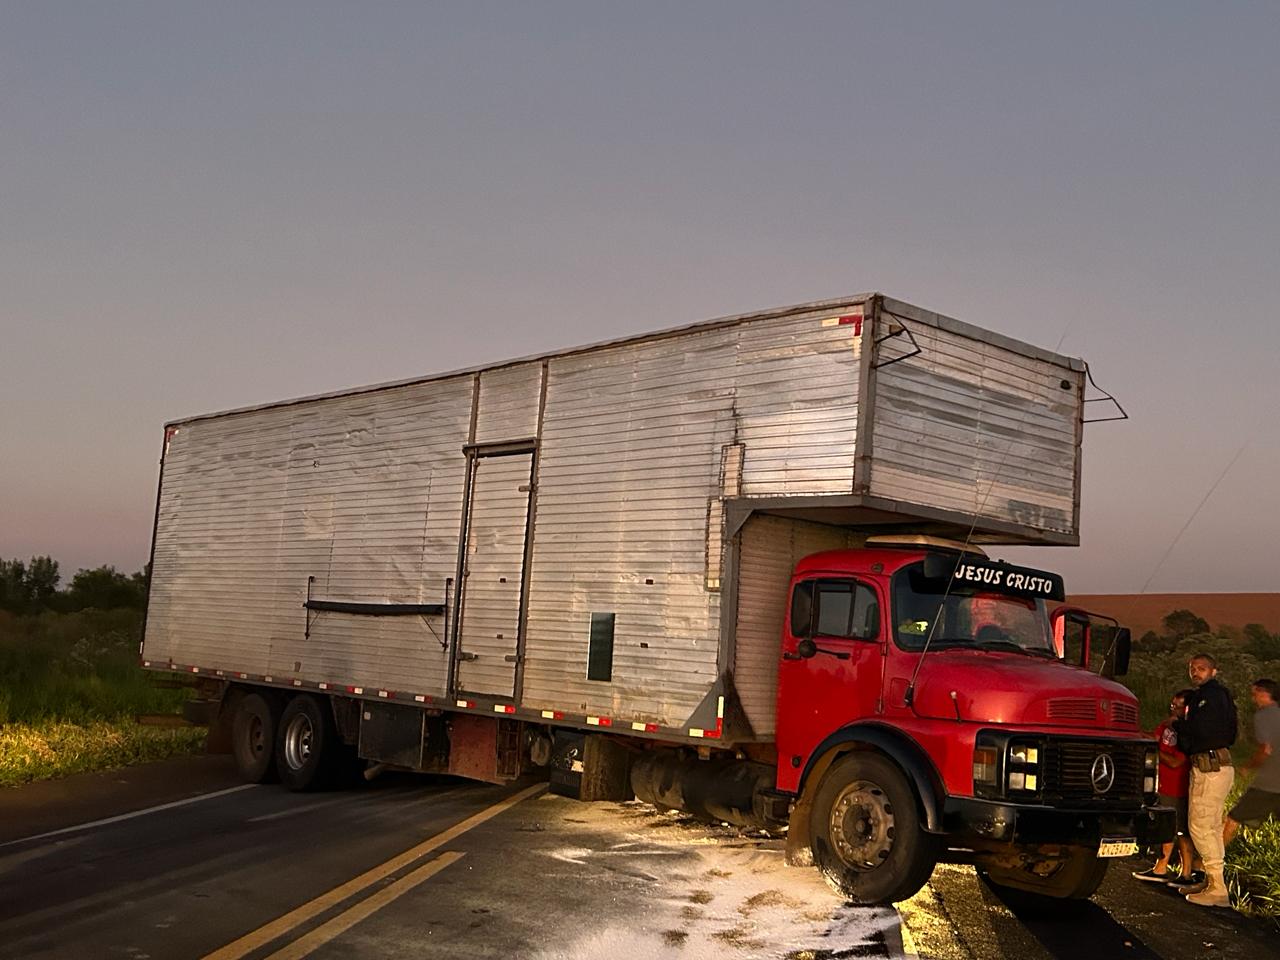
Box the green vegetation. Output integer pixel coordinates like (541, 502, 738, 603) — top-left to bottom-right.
(1125, 610, 1280, 922)
(0, 556, 201, 787)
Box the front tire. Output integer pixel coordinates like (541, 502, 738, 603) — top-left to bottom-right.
(231, 692, 280, 783)
(276, 694, 339, 791)
(809, 752, 939, 904)
(978, 850, 1109, 916)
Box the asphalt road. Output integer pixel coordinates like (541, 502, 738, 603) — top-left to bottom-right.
(0, 758, 898, 959)
(1, 757, 1274, 960)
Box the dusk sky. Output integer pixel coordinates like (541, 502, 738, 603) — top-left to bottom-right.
(2, 3, 1277, 594)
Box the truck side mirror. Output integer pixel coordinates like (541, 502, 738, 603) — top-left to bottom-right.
(1106, 628, 1132, 677)
(1050, 607, 1091, 667)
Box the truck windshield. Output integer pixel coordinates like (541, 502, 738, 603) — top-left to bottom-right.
(891, 561, 1054, 655)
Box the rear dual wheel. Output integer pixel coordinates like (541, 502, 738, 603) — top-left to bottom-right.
(231, 692, 280, 783)
(231, 691, 359, 790)
(276, 694, 357, 791)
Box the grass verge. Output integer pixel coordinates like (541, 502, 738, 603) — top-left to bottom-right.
(0, 718, 205, 788)
(1226, 786, 1280, 924)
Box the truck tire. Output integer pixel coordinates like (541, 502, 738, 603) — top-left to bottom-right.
(810, 752, 939, 905)
(276, 694, 339, 791)
(231, 692, 280, 783)
(978, 851, 1109, 916)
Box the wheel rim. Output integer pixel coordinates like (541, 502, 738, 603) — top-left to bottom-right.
(828, 779, 896, 870)
(248, 715, 266, 757)
(283, 713, 314, 771)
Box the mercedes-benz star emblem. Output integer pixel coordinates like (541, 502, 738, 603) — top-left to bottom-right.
(1091, 753, 1115, 794)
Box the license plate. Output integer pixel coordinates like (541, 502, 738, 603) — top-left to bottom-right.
(1098, 838, 1138, 858)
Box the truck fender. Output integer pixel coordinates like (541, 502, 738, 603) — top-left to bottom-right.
(785, 723, 945, 867)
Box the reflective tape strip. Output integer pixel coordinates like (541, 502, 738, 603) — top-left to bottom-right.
(264, 675, 273, 682)
(352, 687, 363, 694)
(632, 722, 659, 733)
(293, 679, 303, 687)
(586, 716, 612, 727)
(494, 704, 516, 714)
(414, 695, 427, 703)
(378, 690, 390, 698)
(717, 696, 724, 719)
(319, 683, 329, 690)
(215, 670, 225, 677)
(689, 728, 705, 738)
(457, 700, 474, 709)
(143, 661, 151, 667)
(541, 710, 564, 720)
(191, 667, 200, 673)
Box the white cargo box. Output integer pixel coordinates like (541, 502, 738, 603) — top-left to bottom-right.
(142, 294, 1085, 741)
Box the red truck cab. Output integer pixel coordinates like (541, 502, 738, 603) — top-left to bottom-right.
(774, 541, 1172, 905)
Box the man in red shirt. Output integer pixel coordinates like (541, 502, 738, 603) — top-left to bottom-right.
(1133, 689, 1201, 884)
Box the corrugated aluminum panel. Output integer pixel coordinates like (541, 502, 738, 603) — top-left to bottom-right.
(456, 453, 534, 697)
(869, 310, 1081, 536)
(144, 376, 473, 694)
(519, 325, 738, 724)
(736, 311, 862, 495)
(474, 363, 543, 443)
(732, 516, 863, 736)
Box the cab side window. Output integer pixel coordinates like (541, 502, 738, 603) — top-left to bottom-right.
(791, 578, 880, 640)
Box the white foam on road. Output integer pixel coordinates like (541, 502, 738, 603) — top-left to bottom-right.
(0, 783, 258, 849)
(531, 801, 901, 959)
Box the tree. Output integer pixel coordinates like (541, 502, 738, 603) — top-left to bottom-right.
(0, 557, 58, 613)
(0, 559, 28, 613)
(1243, 624, 1280, 662)
(1163, 609, 1210, 639)
(63, 566, 147, 611)
(25, 556, 60, 608)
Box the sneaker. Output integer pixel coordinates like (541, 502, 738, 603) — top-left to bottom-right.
(1166, 871, 1205, 889)
(1132, 867, 1172, 883)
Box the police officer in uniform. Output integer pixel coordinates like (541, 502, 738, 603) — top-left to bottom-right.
(1175, 652, 1238, 908)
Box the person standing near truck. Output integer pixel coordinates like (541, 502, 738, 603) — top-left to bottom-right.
(1176, 652, 1238, 908)
(1223, 679, 1280, 846)
(1133, 688, 1199, 884)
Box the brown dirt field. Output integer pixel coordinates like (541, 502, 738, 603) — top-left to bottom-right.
(1065, 593, 1280, 636)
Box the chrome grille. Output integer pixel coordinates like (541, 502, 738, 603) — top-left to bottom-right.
(1040, 739, 1146, 807)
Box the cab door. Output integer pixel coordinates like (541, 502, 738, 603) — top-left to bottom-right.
(775, 576, 886, 778)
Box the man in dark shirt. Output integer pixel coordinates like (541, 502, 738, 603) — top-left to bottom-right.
(1176, 652, 1238, 908)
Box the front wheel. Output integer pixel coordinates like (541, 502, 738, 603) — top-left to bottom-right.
(978, 850, 1109, 916)
(809, 752, 939, 904)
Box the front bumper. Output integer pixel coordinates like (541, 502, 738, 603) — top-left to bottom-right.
(943, 796, 1175, 846)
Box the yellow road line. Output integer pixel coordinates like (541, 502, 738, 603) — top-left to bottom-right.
(202, 782, 546, 960)
(263, 851, 466, 960)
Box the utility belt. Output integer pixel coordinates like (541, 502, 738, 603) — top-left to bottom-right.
(1191, 747, 1233, 773)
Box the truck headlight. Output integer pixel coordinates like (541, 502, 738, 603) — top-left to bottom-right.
(1006, 740, 1041, 794)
